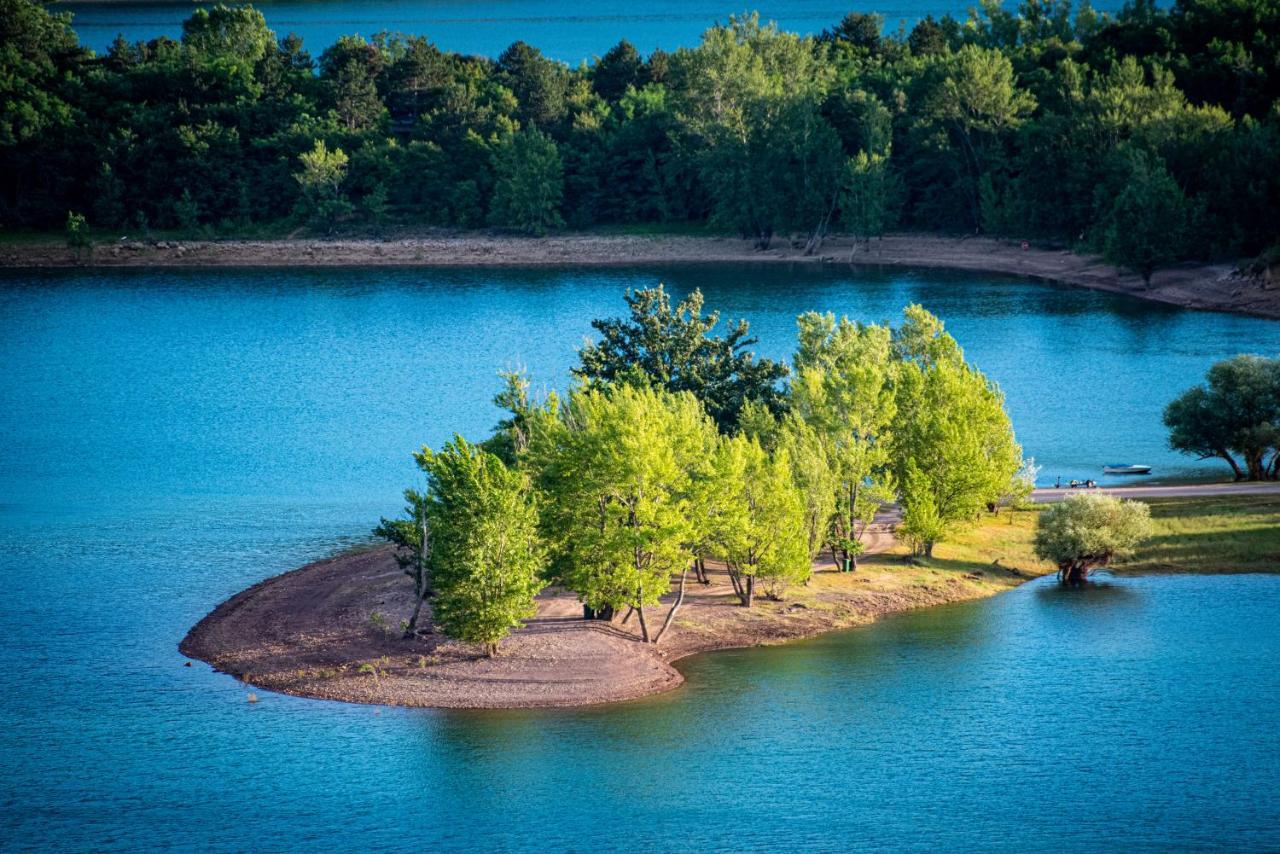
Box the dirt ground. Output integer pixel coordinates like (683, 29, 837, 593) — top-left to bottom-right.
(179, 521, 1038, 709)
(4, 232, 1274, 319)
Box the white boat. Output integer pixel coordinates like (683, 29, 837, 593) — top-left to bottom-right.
(1103, 463, 1152, 475)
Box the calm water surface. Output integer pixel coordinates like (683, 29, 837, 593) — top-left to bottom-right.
(57, 0, 1134, 59)
(1, 265, 1278, 850)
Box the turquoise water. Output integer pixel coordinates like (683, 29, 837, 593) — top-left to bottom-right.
(2, 265, 1279, 850)
(57, 0, 1133, 60)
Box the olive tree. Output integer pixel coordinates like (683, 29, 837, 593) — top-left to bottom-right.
(1034, 493, 1152, 586)
(1163, 355, 1280, 481)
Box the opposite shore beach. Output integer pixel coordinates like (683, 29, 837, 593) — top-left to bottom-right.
(4, 232, 1277, 319)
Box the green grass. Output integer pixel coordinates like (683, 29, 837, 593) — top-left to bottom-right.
(869, 493, 1280, 580)
(1121, 494, 1280, 573)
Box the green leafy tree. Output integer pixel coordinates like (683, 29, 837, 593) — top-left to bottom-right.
(64, 210, 88, 252)
(374, 488, 433, 637)
(713, 435, 810, 605)
(530, 383, 715, 642)
(841, 150, 901, 252)
(294, 140, 353, 231)
(791, 312, 896, 569)
(890, 308, 1021, 557)
(319, 36, 387, 132)
(1098, 150, 1189, 284)
(415, 436, 545, 656)
(576, 285, 788, 431)
(592, 40, 647, 102)
(1163, 355, 1280, 481)
(1034, 493, 1152, 585)
(488, 127, 565, 235)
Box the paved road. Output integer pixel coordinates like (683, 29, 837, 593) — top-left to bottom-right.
(1032, 481, 1280, 502)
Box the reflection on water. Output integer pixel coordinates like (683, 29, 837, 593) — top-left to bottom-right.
(2, 266, 1279, 849)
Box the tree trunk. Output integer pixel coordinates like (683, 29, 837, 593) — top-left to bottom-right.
(1218, 450, 1244, 481)
(923, 540, 935, 559)
(653, 566, 688, 645)
(636, 603, 650, 643)
(745, 575, 755, 608)
(697, 557, 709, 585)
(403, 588, 429, 638)
(486, 642, 498, 658)
(1058, 560, 1095, 586)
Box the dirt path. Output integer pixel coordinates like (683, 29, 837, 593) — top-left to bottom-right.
(5, 232, 1275, 319)
(1033, 482, 1280, 502)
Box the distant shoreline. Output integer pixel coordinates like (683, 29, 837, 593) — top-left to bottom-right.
(4, 232, 1276, 319)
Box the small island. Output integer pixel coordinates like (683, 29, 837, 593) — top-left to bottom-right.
(181, 288, 1280, 708)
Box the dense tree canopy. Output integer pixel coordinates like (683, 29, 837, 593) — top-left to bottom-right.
(1034, 493, 1152, 585)
(3, 0, 1278, 279)
(576, 285, 788, 431)
(1163, 355, 1280, 480)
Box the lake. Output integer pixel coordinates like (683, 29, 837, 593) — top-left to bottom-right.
(56, 0, 1135, 60)
(1, 265, 1278, 850)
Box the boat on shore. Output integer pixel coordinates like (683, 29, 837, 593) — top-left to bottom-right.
(1103, 463, 1153, 475)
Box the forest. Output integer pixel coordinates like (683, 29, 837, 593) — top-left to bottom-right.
(2, 0, 1278, 277)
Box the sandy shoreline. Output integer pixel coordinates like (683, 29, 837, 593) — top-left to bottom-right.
(179, 523, 1043, 709)
(4, 232, 1275, 319)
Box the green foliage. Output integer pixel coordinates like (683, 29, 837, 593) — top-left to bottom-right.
(294, 140, 353, 231)
(576, 285, 788, 431)
(529, 383, 715, 638)
(414, 436, 545, 655)
(1163, 355, 1280, 481)
(63, 210, 88, 249)
(488, 127, 565, 235)
(2, 0, 1278, 254)
(712, 436, 811, 603)
(1034, 493, 1152, 583)
(890, 309, 1022, 556)
(1097, 150, 1188, 282)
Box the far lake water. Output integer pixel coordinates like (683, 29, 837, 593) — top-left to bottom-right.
(57, 0, 1134, 60)
(2, 265, 1279, 849)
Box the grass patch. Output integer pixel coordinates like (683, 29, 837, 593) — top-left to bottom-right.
(1119, 494, 1280, 573)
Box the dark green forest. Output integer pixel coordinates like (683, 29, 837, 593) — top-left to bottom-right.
(2, 0, 1278, 273)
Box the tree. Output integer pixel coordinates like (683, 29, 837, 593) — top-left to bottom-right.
(576, 285, 788, 431)
(890, 308, 1021, 557)
(791, 312, 896, 569)
(530, 383, 715, 642)
(294, 140, 352, 231)
(1099, 150, 1189, 285)
(841, 150, 901, 252)
(319, 36, 387, 132)
(592, 40, 647, 102)
(914, 44, 1036, 230)
(672, 15, 844, 250)
(1034, 493, 1152, 585)
(374, 488, 433, 637)
(64, 210, 88, 259)
(496, 40, 568, 128)
(713, 436, 810, 605)
(824, 12, 884, 51)
(1163, 355, 1280, 481)
(488, 127, 565, 235)
(415, 436, 545, 656)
